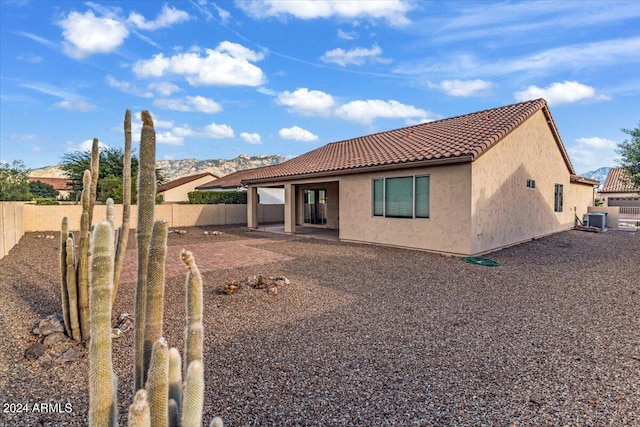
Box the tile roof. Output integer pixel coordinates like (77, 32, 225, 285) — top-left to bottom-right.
(28, 177, 73, 190)
(601, 168, 639, 193)
(243, 99, 574, 183)
(196, 167, 269, 190)
(158, 172, 218, 193)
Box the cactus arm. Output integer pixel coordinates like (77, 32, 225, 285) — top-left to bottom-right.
(128, 389, 151, 427)
(88, 221, 117, 427)
(168, 399, 180, 427)
(143, 221, 167, 381)
(135, 110, 157, 390)
(106, 198, 115, 228)
(210, 417, 224, 427)
(60, 217, 72, 338)
(65, 236, 81, 342)
(168, 347, 183, 412)
(181, 360, 204, 427)
(77, 170, 92, 341)
(113, 109, 132, 304)
(181, 250, 203, 372)
(146, 337, 169, 427)
(89, 137, 100, 224)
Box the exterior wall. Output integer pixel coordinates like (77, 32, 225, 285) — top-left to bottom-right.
(339, 163, 473, 255)
(161, 175, 218, 203)
(470, 110, 593, 254)
(600, 192, 640, 207)
(0, 202, 25, 258)
(295, 181, 340, 229)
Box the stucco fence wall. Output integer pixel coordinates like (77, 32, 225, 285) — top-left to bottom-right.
(1, 202, 283, 259)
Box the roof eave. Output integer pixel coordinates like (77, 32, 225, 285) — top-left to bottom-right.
(243, 155, 474, 185)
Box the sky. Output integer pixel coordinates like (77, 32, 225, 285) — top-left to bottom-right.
(1, 1, 639, 175)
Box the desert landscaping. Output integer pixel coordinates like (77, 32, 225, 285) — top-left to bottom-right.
(1, 225, 638, 426)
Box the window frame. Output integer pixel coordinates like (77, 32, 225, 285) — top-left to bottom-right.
(372, 175, 430, 219)
(554, 183, 563, 212)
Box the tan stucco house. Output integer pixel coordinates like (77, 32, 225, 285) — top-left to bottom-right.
(598, 167, 640, 207)
(158, 172, 218, 203)
(196, 167, 285, 204)
(242, 99, 598, 256)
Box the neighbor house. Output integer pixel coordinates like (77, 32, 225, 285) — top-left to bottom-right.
(196, 167, 285, 204)
(158, 172, 218, 203)
(242, 99, 599, 256)
(28, 177, 73, 200)
(598, 167, 640, 207)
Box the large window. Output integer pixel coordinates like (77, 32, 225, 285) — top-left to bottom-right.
(554, 183, 563, 212)
(373, 175, 430, 219)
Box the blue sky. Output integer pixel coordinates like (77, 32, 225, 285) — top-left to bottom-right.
(1, 0, 639, 174)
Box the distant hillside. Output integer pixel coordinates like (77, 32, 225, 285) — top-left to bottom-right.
(580, 167, 611, 185)
(29, 154, 287, 182)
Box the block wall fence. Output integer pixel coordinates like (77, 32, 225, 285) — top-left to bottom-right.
(0, 203, 283, 259)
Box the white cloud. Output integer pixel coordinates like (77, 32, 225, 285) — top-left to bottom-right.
(128, 5, 190, 30)
(153, 96, 222, 113)
(148, 81, 181, 96)
(514, 81, 597, 105)
(569, 136, 620, 173)
(276, 88, 336, 116)
(156, 131, 185, 145)
(428, 79, 492, 97)
(320, 45, 386, 67)
(69, 138, 109, 152)
(279, 126, 318, 142)
(106, 75, 153, 98)
(55, 100, 97, 111)
(203, 123, 234, 139)
(132, 41, 265, 86)
(334, 99, 430, 125)
(58, 10, 129, 58)
(237, 0, 412, 26)
(240, 132, 262, 144)
(337, 29, 357, 40)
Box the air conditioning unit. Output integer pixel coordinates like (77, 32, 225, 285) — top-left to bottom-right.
(587, 213, 606, 231)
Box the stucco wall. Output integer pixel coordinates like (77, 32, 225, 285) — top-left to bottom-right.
(470, 110, 593, 254)
(339, 163, 473, 255)
(1, 202, 25, 258)
(161, 175, 217, 203)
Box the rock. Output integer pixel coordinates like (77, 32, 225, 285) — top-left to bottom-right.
(267, 283, 282, 295)
(115, 313, 134, 333)
(55, 348, 84, 363)
(37, 352, 53, 366)
(33, 314, 65, 336)
(223, 281, 241, 295)
(25, 342, 46, 361)
(111, 328, 122, 338)
(43, 332, 67, 347)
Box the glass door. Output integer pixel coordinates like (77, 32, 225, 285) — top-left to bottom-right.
(303, 189, 327, 225)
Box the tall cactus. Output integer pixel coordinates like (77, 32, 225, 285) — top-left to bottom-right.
(88, 221, 117, 427)
(182, 249, 203, 372)
(112, 109, 132, 304)
(135, 110, 157, 390)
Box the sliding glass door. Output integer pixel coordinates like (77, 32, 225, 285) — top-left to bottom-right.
(303, 189, 327, 225)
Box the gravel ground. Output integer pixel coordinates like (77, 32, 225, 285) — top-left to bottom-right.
(0, 225, 638, 426)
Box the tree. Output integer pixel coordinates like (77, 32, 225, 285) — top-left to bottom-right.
(59, 147, 166, 202)
(29, 180, 59, 198)
(617, 121, 640, 190)
(0, 160, 32, 201)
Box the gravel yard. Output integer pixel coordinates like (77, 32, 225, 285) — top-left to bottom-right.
(0, 226, 638, 426)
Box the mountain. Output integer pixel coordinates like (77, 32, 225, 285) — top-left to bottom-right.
(580, 167, 611, 185)
(29, 154, 287, 182)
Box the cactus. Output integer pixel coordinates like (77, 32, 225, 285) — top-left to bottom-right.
(143, 221, 167, 383)
(60, 217, 72, 338)
(65, 236, 81, 342)
(134, 109, 157, 390)
(128, 389, 150, 427)
(88, 221, 117, 427)
(181, 249, 203, 372)
(106, 198, 115, 228)
(168, 347, 182, 411)
(146, 338, 169, 427)
(113, 109, 133, 304)
(181, 360, 204, 427)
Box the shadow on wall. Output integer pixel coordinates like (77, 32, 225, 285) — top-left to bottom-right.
(472, 165, 567, 254)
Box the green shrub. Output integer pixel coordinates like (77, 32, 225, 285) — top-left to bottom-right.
(187, 190, 247, 204)
(34, 197, 60, 205)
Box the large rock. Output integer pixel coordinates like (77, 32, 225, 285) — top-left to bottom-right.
(32, 314, 65, 336)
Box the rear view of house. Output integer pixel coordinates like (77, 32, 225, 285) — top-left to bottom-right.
(243, 99, 598, 256)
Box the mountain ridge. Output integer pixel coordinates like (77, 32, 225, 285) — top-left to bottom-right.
(29, 154, 287, 182)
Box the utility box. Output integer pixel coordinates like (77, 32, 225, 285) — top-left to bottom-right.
(587, 212, 607, 231)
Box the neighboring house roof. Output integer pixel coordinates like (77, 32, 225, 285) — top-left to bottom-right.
(243, 99, 575, 184)
(600, 167, 638, 193)
(158, 172, 218, 193)
(197, 166, 271, 190)
(28, 177, 73, 191)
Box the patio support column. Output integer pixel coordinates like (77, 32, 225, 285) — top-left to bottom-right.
(284, 183, 296, 234)
(247, 186, 258, 228)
